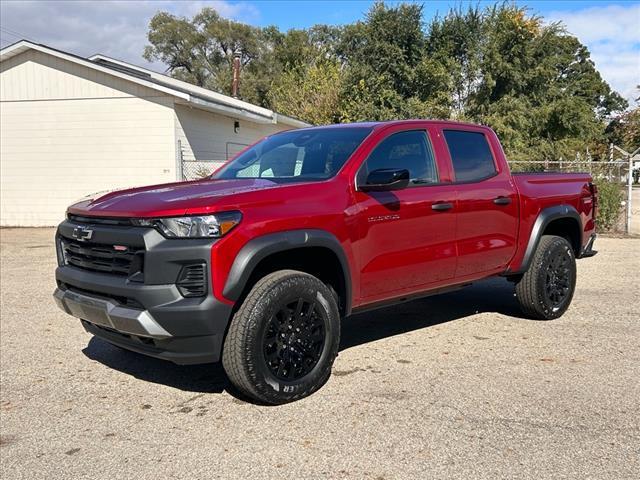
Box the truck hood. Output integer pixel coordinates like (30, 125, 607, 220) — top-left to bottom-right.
(67, 178, 285, 218)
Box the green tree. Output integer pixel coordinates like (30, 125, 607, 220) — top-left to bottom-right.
(426, 6, 484, 118)
(144, 2, 629, 165)
(424, 4, 627, 162)
(606, 87, 640, 152)
(268, 59, 343, 125)
(144, 12, 206, 85)
(144, 8, 266, 99)
(337, 2, 445, 121)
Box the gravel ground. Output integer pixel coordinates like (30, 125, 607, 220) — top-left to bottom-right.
(1, 228, 638, 480)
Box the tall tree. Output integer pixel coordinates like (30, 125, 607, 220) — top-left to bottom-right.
(268, 59, 342, 125)
(144, 8, 265, 99)
(424, 4, 627, 162)
(144, 2, 629, 163)
(338, 2, 443, 121)
(606, 91, 640, 153)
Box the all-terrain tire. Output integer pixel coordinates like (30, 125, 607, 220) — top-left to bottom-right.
(222, 270, 340, 404)
(515, 235, 577, 320)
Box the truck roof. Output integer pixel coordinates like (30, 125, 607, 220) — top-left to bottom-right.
(295, 119, 491, 132)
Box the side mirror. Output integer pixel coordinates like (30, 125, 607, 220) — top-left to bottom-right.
(360, 168, 410, 192)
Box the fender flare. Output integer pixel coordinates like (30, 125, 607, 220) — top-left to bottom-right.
(516, 204, 582, 274)
(222, 229, 353, 315)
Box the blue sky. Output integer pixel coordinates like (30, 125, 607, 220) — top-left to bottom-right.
(1, 1, 638, 102)
(241, 1, 631, 29)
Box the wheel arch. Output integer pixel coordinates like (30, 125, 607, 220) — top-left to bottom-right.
(517, 205, 582, 274)
(223, 230, 352, 316)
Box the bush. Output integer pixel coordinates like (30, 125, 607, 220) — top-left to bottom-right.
(595, 180, 624, 232)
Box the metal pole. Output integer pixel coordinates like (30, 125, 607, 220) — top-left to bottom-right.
(176, 139, 184, 181)
(627, 154, 632, 234)
(615, 146, 640, 235)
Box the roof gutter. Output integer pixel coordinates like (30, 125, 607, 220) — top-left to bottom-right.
(274, 114, 311, 128)
(180, 97, 277, 125)
(182, 98, 311, 127)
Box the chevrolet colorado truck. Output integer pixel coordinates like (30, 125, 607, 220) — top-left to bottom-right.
(54, 120, 597, 404)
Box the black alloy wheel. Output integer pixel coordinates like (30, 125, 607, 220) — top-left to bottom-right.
(263, 298, 326, 381)
(544, 250, 572, 308)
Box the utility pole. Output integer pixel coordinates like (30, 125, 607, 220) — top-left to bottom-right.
(231, 49, 241, 98)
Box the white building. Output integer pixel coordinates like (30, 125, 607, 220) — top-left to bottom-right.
(0, 40, 308, 226)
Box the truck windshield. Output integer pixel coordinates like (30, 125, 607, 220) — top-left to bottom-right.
(213, 127, 373, 182)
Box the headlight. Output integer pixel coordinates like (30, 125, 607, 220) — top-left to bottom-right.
(133, 212, 242, 238)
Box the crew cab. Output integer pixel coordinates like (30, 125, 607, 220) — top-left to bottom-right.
(53, 120, 597, 404)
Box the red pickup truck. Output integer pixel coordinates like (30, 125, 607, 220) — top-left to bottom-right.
(54, 120, 597, 404)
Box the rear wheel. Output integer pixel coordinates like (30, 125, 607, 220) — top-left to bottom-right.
(515, 235, 576, 320)
(222, 270, 340, 404)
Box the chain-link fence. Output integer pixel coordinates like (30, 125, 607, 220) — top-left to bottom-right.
(181, 159, 225, 181)
(509, 159, 638, 234)
(178, 139, 248, 181)
(509, 160, 630, 179)
(179, 142, 224, 181)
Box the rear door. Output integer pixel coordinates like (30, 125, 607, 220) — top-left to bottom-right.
(352, 126, 457, 302)
(440, 128, 518, 278)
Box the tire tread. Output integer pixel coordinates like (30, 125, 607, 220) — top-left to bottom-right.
(515, 235, 575, 320)
(222, 270, 339, 404)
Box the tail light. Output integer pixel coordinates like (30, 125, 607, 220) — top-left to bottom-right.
(589, 182, 598, 219)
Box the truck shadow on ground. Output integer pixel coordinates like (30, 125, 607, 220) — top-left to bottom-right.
(82, 277, 524, 397)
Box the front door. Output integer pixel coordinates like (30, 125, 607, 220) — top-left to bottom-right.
(352, 128, 457, 303)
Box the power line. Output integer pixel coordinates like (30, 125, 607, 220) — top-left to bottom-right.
(0, 26, 37, 43)
(0, 25, 27, 37)
(0, 28, 21, 39)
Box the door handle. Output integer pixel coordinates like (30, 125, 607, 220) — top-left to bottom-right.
(431, 202, 454, 211)
(493, 196, 512, 205)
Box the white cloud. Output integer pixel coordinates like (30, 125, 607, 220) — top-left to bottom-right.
(547, 4, 640, 104)
(0, 1, 260, 72)
(1, 1, 638, 105)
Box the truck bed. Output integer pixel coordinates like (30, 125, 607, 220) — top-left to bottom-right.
(508, 172, 596, 271)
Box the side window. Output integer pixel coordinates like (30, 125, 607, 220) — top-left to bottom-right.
(443, 130, 497, 182)
(358, 130, 438, 186)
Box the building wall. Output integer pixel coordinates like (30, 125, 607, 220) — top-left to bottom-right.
(174, 103, 288, 180)
(0, 50, 176, 226)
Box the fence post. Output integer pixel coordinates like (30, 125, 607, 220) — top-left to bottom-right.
(176, 139, 184, 181)
(609, 143, 614, 163)
(626, 154, 633, 235)
(614, 145, 639, 235)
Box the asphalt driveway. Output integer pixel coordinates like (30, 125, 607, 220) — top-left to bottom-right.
(1, 228, 638, 479)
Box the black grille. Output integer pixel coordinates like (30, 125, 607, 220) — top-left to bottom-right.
(61, 237, 144, 277)
(176, 264, 207, 297)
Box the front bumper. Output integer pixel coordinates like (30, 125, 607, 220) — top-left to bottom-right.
(54, 287, 172, 339)
(53, 219, 234, 365)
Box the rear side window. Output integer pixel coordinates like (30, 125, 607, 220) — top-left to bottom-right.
(443, 130, 496, 182)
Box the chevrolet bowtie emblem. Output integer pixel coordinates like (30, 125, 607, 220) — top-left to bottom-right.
(72, 226, 93, 242)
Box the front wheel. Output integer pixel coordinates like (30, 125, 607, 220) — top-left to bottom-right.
(222, 270, 340, 404)
(515, 235, 577, 320)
